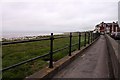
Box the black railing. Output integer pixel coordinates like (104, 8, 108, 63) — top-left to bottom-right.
(84, 32, 86, 46)
(2, 31, 100, 72)
(78, 32, 81, 50)
(69, 33, 72, 56)
(49, 33, 54, 68)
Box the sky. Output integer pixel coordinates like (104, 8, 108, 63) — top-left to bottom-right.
(1, 0, 120, 33)
(118, 1, 120, 27)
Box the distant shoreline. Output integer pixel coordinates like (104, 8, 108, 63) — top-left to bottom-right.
(2, 32, 64, 39)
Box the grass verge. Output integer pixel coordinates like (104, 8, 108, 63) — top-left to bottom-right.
(2, 33, 89, 79)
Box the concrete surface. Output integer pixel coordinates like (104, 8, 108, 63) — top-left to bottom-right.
(105, 35, 120, 79)
(52, 35, 109, 78)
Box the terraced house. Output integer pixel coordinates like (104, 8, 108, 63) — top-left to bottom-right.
(95, 22, 120, 34)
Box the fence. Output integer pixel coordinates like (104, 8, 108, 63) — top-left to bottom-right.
(1, 31, 100, 72)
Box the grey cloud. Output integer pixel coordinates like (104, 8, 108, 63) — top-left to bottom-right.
(2, 0, 119, 32)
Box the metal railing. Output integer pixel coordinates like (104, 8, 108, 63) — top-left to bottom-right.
(1, 31, 100, 72)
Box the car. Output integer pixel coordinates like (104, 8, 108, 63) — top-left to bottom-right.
(115, 32, 120, 40)
(100, 32, 105, 35)
(111, 32, 116, 38)
(111, 32, 120, 40)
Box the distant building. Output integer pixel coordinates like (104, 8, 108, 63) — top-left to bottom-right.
(95, 22, 120, 34)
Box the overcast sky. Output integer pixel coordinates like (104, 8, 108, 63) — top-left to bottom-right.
(118, 1, 120, 27)
(1, 0, 119, 33)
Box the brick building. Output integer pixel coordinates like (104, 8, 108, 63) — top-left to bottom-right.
(95, 22, 120, 34)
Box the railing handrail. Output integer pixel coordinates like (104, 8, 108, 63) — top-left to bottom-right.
(2, 38, 50, 45)
(1, 53, 49, 72)
(2, 35, 72, 45)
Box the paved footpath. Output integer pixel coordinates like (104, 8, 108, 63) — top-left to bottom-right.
(52, 35, 109, 78)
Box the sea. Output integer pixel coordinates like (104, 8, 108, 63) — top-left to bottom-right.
(2, 31, 64, 39)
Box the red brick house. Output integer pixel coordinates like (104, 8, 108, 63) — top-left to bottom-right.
(95, 22, 120, 34)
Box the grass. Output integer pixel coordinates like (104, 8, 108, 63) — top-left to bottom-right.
(2, 33, 90, 79)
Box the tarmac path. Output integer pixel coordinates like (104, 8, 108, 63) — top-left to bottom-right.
(52, 35, 109, 78)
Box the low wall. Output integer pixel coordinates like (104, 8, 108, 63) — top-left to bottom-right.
(105, 34, 120, 79)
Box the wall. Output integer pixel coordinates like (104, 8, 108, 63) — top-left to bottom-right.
(105, 34, 120, 79)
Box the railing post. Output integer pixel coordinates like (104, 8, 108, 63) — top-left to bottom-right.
(88, 32, 90, 44)
(69, 32, 72, 56)
(84, 32, 86, 46)
(95, 33, 96, 40)
(96, 33, 98, 39)
(49, 33, 54, 68)
(95, 33, 96, 39)
(93, 33, 94, 41)
(91, 31, 92, 43)
(78, 32, 81, 50)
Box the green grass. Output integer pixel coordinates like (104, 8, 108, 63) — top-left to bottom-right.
(2, 33, 90, 79)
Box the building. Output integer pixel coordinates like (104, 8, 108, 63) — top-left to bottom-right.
(95, 22, 120, 34)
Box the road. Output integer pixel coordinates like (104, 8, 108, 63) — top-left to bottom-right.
(52, 35, 110, 78)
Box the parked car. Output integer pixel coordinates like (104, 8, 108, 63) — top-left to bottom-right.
(111, 32, 120, 40)
(100, 32, 105, 35)
(111, 32, 116, 38)
(115, 32, 120, 40)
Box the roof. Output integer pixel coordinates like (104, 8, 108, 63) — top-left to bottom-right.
(95, 22, 119, 28)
